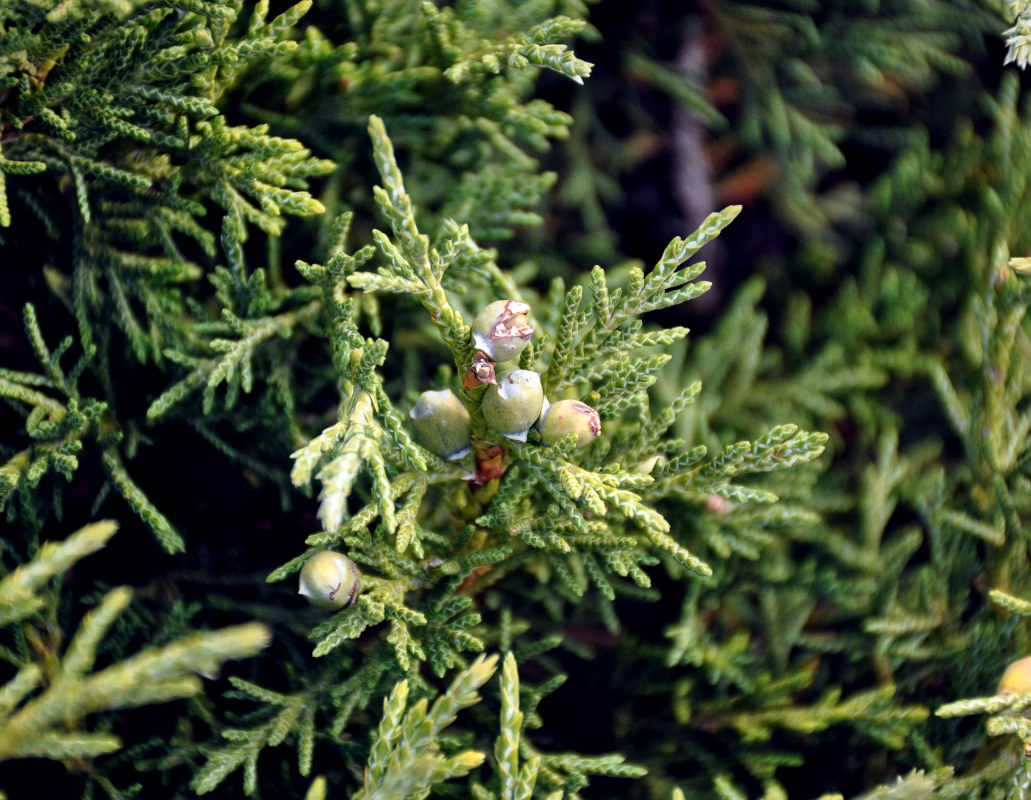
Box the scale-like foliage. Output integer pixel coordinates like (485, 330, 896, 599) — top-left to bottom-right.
(0, 521, 269, 763)
(267, 117, 826, 686)
(5, 0, 1031, 799)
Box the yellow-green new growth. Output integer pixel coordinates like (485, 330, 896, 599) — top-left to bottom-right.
(1005, 1, 1031, 68)
(0, 520, 116, 627)
(493, 653, 542, 800)
(0, 521, 270, 763)
(352, 115, 473, 369)
(354, 654, 499, 800)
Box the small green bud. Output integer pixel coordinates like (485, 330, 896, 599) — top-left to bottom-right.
(447, 750, 487, 775)
(471, 300, 534, 363)
(538, 398, 601, 447)
(299, 550, 361, 610)
(409, 389, 472, 460)
(482, 369, 545, 441)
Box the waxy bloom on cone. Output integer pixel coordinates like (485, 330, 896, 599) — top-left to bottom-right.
(482, 369, 545, 441)
(409, 389, 472, 460)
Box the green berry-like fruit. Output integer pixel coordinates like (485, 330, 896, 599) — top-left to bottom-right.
(471, 300, 534, 363)
(538, 398, 601, 447)
(482, 369, 545, 441)
(298, 550, 361, 610)
(409, 389, 472, 460)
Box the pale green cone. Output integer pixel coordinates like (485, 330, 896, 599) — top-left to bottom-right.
(409, 389, 472, 460)
(471, 299, 534, 363)
(299, 550, 361, 610)
(538, 398, 601, 448)
(999, 655, 1031, 693)
(482, 369, 545, 441)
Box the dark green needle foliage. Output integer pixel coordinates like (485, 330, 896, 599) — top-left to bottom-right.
(4, 0, 1031, 799)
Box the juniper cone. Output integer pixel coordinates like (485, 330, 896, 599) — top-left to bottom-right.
(481, 369, 546, 441)
(999, 657, 1031, 694)
(471, 300, 535, 363)
(298, 550, 362, 610)
(408, 389, 472, 460)
(537, 398, 602, 447)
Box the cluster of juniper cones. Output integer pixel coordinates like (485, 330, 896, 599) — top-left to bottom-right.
(298, 301, 603, 611)
(408, 300, 601, 459)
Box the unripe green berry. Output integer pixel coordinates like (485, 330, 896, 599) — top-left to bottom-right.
(409, 389, 472, 460)
(298, 550, 361, 610)
(482, 369, 545, 441)
(471, 300, 534, 363)
(538, 399, 601, 448)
